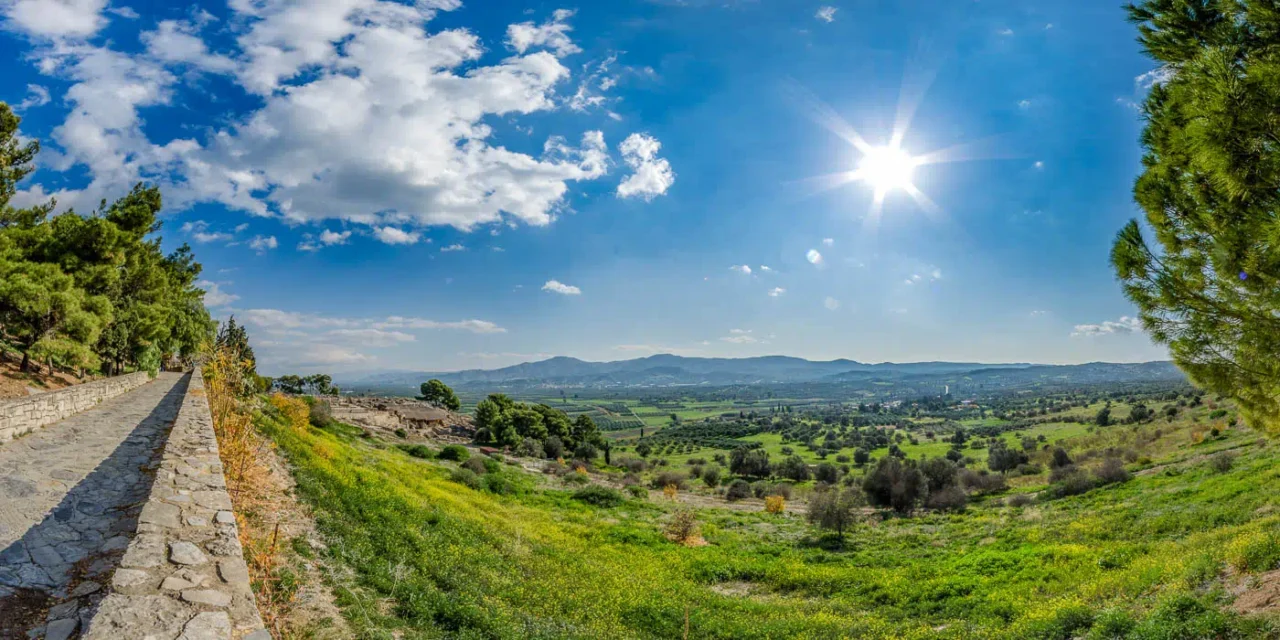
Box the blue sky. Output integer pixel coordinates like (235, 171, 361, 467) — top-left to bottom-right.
(1, 0, 1167, 374)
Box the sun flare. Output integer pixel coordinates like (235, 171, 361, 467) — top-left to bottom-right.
(857, 144, 918, 195)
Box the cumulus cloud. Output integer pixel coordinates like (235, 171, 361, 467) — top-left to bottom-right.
(759, 265, 773, 272)
(721, 329, 758, 344)
(9, 2, 637, 239)
(806, 249, 823, 265)
(815, 6, 837, 23)
(298, 228, 352, 252)
(17, 84, 50, 110)
(824, 297, 840, 310)
(373, 227, 420, 245)
(822, 238, 834, 247)
(542, 279, 582, 295)
(1071, 316, 1143, 337)
(182, 220, 234, 244)
(249, 235, 278, 253)
(617, 132, 675, 200)
(198, 281, 238, 307)
(768, 287, 785, 297)
(506, 8, 581, 57)
(441, 244, 466, 252)
(372, 316, 506, 333)
(326, 328, 416, 347)
(730, 264, 752, 275)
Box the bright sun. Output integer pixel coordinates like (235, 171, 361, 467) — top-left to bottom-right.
(857, 144, 918, 194)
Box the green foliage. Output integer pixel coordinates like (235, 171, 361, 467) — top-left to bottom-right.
(1225, 530, 1280, 573)
(862, 456, 927, 514)
(398, 444, 435, 459)
(438, 444, 470, 462)
(572, 485, 625, 507)
(805, 486, 864, 540)
(418, 378, 461, 410)
(1111, 1, 1280, 433)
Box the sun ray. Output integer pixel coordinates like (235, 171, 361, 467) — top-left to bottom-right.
(782, 78, 874, 155)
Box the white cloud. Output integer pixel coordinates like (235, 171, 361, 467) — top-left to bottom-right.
(542, 279, 581, 295)
(1034, 161, 1044, 170)
(815, 6, 837, 23)
(373, 227, 420, 245)
(806, 249, 823, 265)
(824, 296, 840, 310)
(930, 268, 942, 280)
(1071, 316, 1143, 337)
(249, 235, 278, 253)
(4, 0, 108, 38)
(320, 229, 351, 245)
(721, 329, 758, 344)
(199, 281, 239, 307)
(768, 287, 786, 297)
(759, 265, 773, 272)
(1017, 99, 1031, 109)
(327, 328, 416, 347)
(234, 223, 249, 233)
(1136, 67, 1175, 90)
(822, 238, 834, 247)
(730, 264, 752, 275)
(441, 243, 466, 252)
(11, 2, 619, 238)
(372, 316, 507, 333)
(182, 220, 234, 244)
(506, 8, 581, 57)
(1029, 309, 1047, 317)
(617, 132, 675, 200)
(998, 28, 1014, 36)
(17, 84, 50, 110)
(297, 344, 373, 366)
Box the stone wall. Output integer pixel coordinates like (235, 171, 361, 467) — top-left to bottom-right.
(0, 372, 152, 444)
(83, 370, 268, 640)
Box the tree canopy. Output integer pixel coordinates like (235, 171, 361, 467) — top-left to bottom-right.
(419, 379, 461, 410)
(0, 102, 214, 374)
(1111, 1, 1280, 433)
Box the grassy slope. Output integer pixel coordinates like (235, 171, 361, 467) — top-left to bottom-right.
(259, 411, 1278, 640)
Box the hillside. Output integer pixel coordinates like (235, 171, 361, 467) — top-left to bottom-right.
(340, 355, 1177, 393)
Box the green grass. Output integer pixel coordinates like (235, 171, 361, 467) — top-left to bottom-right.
(260, 407, 1279, 639)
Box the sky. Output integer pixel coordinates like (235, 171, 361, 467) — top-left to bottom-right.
(0, 0, 1169, 375)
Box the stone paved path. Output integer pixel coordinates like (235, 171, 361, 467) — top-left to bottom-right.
(0, 373, 186, 635)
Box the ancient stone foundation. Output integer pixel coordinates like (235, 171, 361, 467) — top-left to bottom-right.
(0, 372, 151, 444)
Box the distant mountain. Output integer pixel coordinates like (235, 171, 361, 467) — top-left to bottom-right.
(342, 354, 1045, 390)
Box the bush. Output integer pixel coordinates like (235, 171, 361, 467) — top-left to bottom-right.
(814, 462, 840, 485)
(767, 482, 793, 500)
(957, 468, 1007, 495)
(437, 444, 470, 462)
(543, 436, 565, 459)
(308, 398, 334, 429)
(626, 485, 647, 499)
(924, 486, 967, 512)
(764, 495, 786, 514)
(701, 465, 722, 488)
(725, 479, 752, 502)
(665, 508, 700, 545)
(574, 443, 599, 461)
(399, 444, 434, 459)
(688, 465, 704, 480)
(516, 438, 544, 459)
(1050, 447, 1073, 469)
(449, 468, 482, 490)
(617, 457, 647, 473)
(1226, 531, 1280, 573)
(775, 455, 811, 482)
(573, 485, 625, 507)
(1209, 451, 1236, 473)
(863, 457, 927, 514)
(482, 474, 516, 495)
(1048, 468, 1096, 498)
(393, 428, 408, 439)
(461, 457, 488, 475)
(650, 471, 688, 490)
(482, 457, 502, 474)
(1094, 457, 1131, 485)
(562, 471, 591, 486)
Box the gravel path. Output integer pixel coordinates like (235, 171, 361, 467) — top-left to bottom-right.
(0, 373, 186, 634)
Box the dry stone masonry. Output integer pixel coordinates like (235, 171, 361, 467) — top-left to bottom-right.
(84, 369, 267, 640)
(0, 371, 151, 444)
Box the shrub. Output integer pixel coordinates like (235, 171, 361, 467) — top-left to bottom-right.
(562, 471, 591, 486)
(449, 468, 482, 490)
(482, 474, 516, 495)
(957, 468, 1007, 495)
(806, 486, 864, 540)
(393, 428, 408, 439)
(1050, 447, 1073, 469)
(543, 436, 565, 459)
(662, 483, 679, 500)
(515, 438, 544, 459)
(1094, 457, 1131, 485)
(814, 462, 840, 485)
(767, 483, 794, 500)
(1226, 531, 1280, 573)
(924, 486, 967, 512)
(725, 479, 752, 502)
(618, 457, 647, 473)
(573, 486, 625, 507)
(776, 455, 811, 482)
(920, 457, 958, 492)
(399, 444, 434, 459)
(574, 443, 599, 461)
(764, 495, 786, 514)
(438, 445, 470, 462)
(862, 457, 928, 514)
(651, 471, 688, 490)
(308, 398, 334, 429)
(1005, 493, 1034, 508)
(482, 457, 502, 474)
(665, 508, 700, 545)
(627, 485, 647, 499)
(688, 465, 704, 480)
(686, 457, 707, 466)
(461, 457, 488, 475)
(701, 465, 722, 488)
(1209, 451, 1236, 473)
(1048, 468, 1096, 498)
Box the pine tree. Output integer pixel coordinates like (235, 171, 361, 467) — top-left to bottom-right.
(1112, 0, 1280, 433)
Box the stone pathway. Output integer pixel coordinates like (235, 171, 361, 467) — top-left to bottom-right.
(0, 373, 186, 637)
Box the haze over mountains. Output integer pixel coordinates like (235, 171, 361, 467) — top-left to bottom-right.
(342, 355, 1185, 392)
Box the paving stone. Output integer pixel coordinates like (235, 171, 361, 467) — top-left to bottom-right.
(217, 559, 249, 584)
(69, 580, 101, 597)
(28, 544, 64, 568)
(169, 541, 208, 566)
(161, 574, 199, 591)
(110, 569, 151, 589)
(243, 630, 272, 640)
(44, 618, 77, 640)
(181, 589, 232, 607)
(121, 534, 166, 569)
(47, 600, 79, 620)
(139, 501, 182, 528)
(101, 535, 130, 552)
(185, 515, 209, 527)
(213, 511, 235, 525)
(177, 611, 232, 640)
(192, 491, 233, 510)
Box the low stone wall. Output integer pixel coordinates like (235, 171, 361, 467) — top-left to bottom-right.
(0, 371, 152, 444)
(84, 370, 268, 640)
